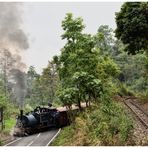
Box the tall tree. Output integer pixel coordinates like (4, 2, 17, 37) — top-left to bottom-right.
(58, 13, 101, 109)
(115, 2, 148, 54)
(26, 66, 38, 98)
(94, 25, 115, 55)
(40, 60, 59, 103)
(57, 13, 120, 109)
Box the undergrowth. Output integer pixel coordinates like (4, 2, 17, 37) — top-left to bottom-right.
(0, 118, 16, 146)
(136, 90, 148, 104)
(51, 100, 133, 146)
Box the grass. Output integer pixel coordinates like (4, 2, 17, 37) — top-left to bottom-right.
(0, 118, 16, 133)
(136, 90, 148, 104)
(51, 126, 75, 146)
(51, 100, 134, 146)
(4, 118, 16, 133)
(0, 118, 16, 145)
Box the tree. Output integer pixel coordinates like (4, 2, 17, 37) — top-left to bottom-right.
(25, 59, 60, 108)
(26, 66, 38, 98)
(61, 13, 85, 44)
(0, 49, 26, 104)
(94, 25, 115, 55)
(58, 13, 104, 109)
(115, 51, 148, 92)
(26, 66, 43, 107)
(40, 60, 59, 103)
(115, 2, 148, 54)
(57, 13, 120, 109)
(59, 13, 86, 87)
(115, 3, 148, 96)
(72, 72, 102, 106)
(0, 49, 15, 98)
(57, 87, 78, 109)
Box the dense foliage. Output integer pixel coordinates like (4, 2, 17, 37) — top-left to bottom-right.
(115, 2, 148, 54)
(25, 61, 59, 108)
(115, 2, 148, 100)
(24, 6, 148, 109)
(52, 14, 120, 109)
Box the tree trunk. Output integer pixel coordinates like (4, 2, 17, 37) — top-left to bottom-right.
(89, 100, 91, 106)
(88, 94, 91, 106)
(77, 98, 82, 110)
(85, 100, 88, 107)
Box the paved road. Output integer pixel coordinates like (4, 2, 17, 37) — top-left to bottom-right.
(5, 129, 60, 146)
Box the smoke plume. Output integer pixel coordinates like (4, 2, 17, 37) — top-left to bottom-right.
(0, 3, 29, 50)
(0, 3, 29, 108)
(10, 69, 27, 108)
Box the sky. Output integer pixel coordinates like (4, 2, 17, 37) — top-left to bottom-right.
(21, 2, 122, 73)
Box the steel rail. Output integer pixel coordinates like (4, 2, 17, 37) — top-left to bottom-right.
(124, 99, 148, 129)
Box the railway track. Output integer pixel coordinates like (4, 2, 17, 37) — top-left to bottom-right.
(123, 98, 148, 129)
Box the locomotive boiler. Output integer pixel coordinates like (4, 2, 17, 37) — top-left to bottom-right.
(14, 104, 69, 136)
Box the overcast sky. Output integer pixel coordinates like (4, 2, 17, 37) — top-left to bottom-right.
(21, 2, 122, 73)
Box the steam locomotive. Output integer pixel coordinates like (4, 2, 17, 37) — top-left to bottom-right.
(14, 104, 69, 136)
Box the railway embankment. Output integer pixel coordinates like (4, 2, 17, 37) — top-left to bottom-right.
(51, 100, 134, 146)
(51, 96, 148, 146)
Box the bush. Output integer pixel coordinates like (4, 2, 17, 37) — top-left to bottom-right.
(118, 83, 134, 97)
(136, 90, 148, 104)
(4, 118, 16, 133)
(0, 94, 19, 119)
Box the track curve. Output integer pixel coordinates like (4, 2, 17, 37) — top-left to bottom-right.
(123, 98, 148, 129)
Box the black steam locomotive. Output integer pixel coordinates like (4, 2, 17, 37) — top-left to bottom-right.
(14, 104, 69, 136)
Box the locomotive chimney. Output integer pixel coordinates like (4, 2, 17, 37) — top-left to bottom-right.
(20, 109, 23, 120)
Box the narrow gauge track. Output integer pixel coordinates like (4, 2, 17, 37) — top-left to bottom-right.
(123, 98, 148, 129)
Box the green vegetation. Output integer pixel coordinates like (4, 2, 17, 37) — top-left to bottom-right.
(52, 101, 133, 146)
(25, 61, 59, 108)
(0, 2, 147, 146)
(50, 3, 147, 145)
(55, 13, 120, 109)
(24, 5, 147, 108)
(115, 2, 148, 54)
(4, 118, 16, 133)
(0, 118, 16, 145)
(0, 68, 19, 143)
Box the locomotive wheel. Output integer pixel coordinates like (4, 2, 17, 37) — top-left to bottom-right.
(24, 132, 29, 136)
(26, 128, 33, 135)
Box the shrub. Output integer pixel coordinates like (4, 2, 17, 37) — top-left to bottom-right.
(118, 83, 134, 97)
(136, 90, 148, 104)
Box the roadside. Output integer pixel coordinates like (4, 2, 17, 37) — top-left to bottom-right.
(51, 100, 134, 146)
(0, 118, 16, 145)
(51, 96, 148, 146)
